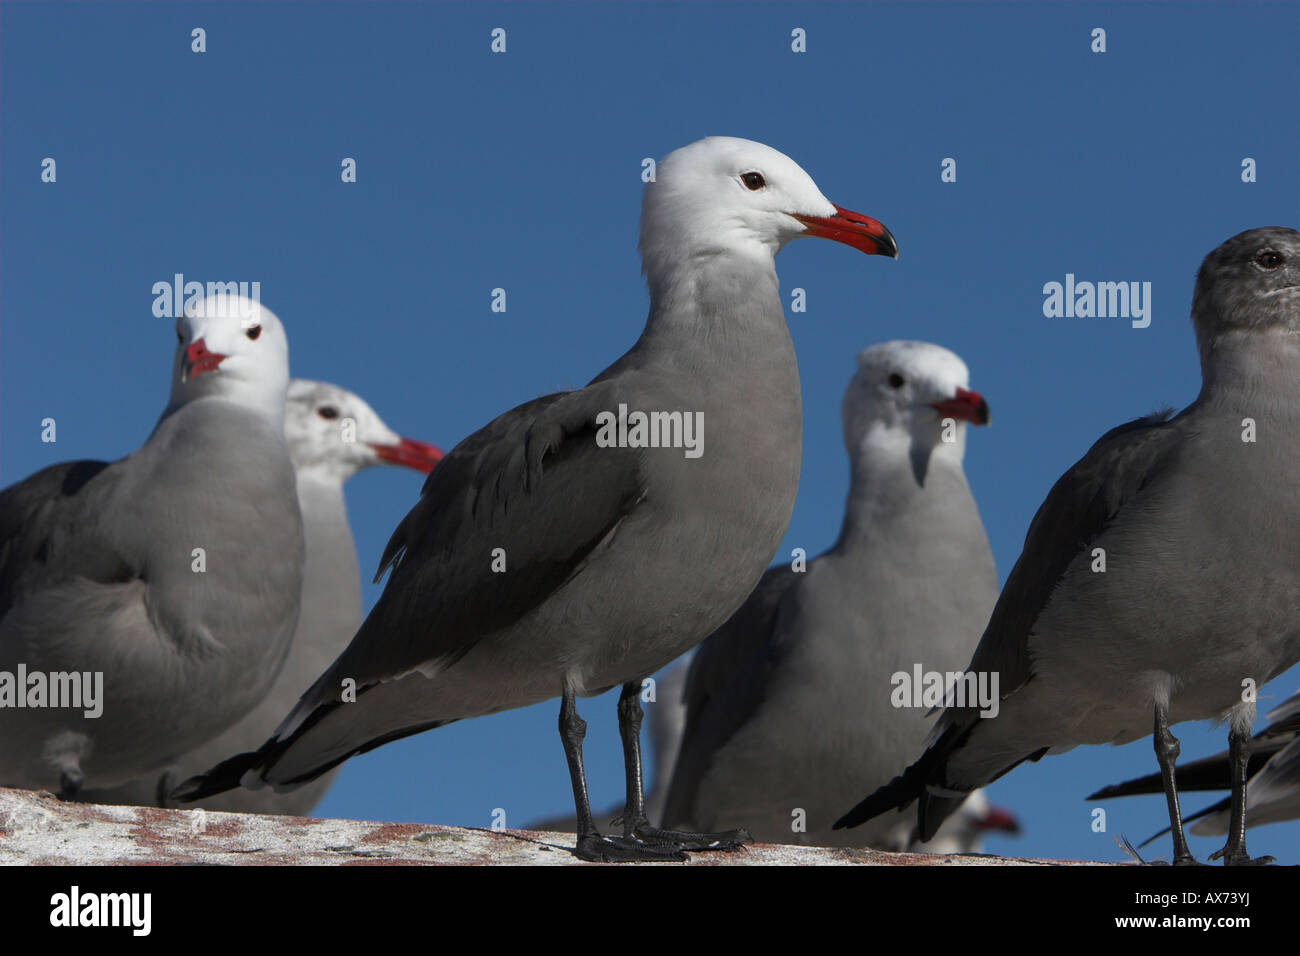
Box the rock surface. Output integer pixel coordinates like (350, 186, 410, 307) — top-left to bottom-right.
(0, 786, 1084, 865)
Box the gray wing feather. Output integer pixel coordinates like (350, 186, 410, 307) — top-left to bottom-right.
(839, 409, 1188, 838)
(661, 564, 800, 826)
(1246, 736, 1300, 813)
(307, 384, 647, 692)
(0, 460, 135, 621)
(1263, 690, 1300, 734)
(962, 409, 1183, 710)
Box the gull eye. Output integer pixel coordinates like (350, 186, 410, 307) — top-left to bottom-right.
(317, 406, 339, 420)
(888, 373, 905, 389)
(245, 324, 263, 341)
(1254, 249, 1284, 270)
(740, 171, 766, 191)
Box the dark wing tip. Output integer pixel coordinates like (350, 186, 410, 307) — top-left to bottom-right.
(835, 722, 986, 839)
(170, 749, 265, 803)
(1086, 779, 1146, 800)
(833, 769, 922, 831)
(1089, 749, 1253, 801)
(1137, 823, 1173, 849)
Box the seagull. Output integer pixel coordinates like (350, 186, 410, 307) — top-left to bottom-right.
(175, 135, 898, 862)
(661, 341, 996, 849)
(0, 294, 304, 798)
(77, 380, 442, 813)
(835, 228, 1300, 867)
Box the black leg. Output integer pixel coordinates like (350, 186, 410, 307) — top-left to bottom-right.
(1208, 722, 1274, 866)
(615, 680, 751, 853)
(155, 769, 177, 809)
(559, 685, 684, 863)
(57, 768, 83, 802)
(615, 680, 648, 838)
(1153, 702, 1199, 866)
(559, 684, 599, 840)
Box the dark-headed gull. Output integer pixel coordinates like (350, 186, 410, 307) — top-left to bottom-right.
(837, 228, 1300, 867)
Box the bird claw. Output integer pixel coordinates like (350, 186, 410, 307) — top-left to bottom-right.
(634, 824, 751, 852)
(573, 833, 688, 863)
(57, 769, 84, 802)
(1208, 846, 1274, 866)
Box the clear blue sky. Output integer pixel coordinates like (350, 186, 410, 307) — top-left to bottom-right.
(2, 1, 1298, 864)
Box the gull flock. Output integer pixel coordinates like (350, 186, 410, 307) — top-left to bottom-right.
(3, 137, 1298, 866)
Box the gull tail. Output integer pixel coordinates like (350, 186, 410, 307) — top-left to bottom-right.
(172, 746, 273, 802)
(1088, 738, 1289, 800)
(833, 725, 970, 843)
(836, 719, 1049, 842)
(1088, 760, 1231, 800)
(171, 691, 455, 804)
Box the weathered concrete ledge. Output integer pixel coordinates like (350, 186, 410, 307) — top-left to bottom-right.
(0, 786, 1089, 865)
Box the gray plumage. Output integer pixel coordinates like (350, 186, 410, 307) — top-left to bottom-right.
(176, 137, 898, 861)
(662, 341, 997, 848)
(77, 380, 440, 813)
(837, 227, 1300, 863)
(0, 294, 303, 794)
(646, 657, 690, 821)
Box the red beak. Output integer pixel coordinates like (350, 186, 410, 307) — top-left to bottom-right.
(932, 387, 990, 426)
(182, 338, 227, 382)
(371, 437, 444, 474)
(976, 806, 1020, 834)
(791, 204, 899, 258)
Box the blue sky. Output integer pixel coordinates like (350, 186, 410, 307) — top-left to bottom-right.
(2, 1, 1298, 864)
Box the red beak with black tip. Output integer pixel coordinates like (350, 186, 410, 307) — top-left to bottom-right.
(371, 438, 444, 474)
(932, 387, 990, 426)
(792, 204, 899, 259)
(182, 338, 227, 383)
(975, 805, 1020, 835)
